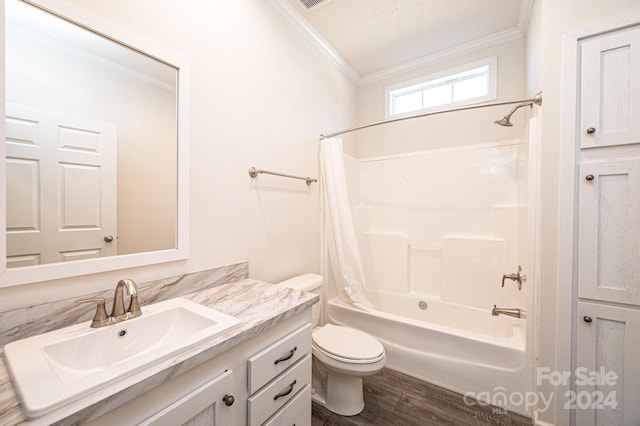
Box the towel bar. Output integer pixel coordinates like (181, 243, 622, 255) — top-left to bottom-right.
(248, 167, 317, 186)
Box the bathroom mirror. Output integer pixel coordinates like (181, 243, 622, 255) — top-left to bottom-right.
(0, 0, 190, 286)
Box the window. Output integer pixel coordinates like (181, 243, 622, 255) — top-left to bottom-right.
(386, 57, 497, 118)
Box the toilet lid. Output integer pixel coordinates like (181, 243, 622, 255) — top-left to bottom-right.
(312, 324, 384, 361)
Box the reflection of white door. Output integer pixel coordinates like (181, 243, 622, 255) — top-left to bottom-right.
(6, 104, 117, 267)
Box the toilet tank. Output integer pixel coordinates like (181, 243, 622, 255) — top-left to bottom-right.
(277, 274, 323, 327)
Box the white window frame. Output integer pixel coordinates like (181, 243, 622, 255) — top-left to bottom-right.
(384, 57, 498, 119)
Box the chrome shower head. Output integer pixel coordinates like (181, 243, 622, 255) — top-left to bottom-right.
(494, 102, 533, 127)
(494, 116, 514, 127)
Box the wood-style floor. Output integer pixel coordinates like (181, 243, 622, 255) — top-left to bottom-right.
(311, 368, 533, 426)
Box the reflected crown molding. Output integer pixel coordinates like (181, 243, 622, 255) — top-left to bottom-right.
(6, 23, 175, 93)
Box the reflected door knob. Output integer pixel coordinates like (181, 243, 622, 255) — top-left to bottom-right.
(585, 175, 595, 181)
(583, 316, 593, 323)
(104, 235, 114, 243)
(586, 127, 596, 134)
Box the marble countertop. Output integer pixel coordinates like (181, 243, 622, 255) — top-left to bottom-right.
(0, 278, 318, 425)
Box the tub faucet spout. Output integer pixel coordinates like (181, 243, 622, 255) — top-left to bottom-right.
(491, 305, 525, 319)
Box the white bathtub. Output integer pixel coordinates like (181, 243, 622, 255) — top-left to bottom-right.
(326, 293, 529, 414)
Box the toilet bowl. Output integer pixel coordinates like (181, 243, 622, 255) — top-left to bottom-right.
(312, 323, 386, 415)
(277, 274, 386, 416)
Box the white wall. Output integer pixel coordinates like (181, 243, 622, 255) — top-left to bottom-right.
(0, 0, 357, 311)
(356, 38, 528, 158)
(534, 1, 640, 424)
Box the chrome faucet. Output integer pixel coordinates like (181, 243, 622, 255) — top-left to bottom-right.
(111, 278, 142, 321)
(491, 305, 526, 319)
(77, 278, 142, 328)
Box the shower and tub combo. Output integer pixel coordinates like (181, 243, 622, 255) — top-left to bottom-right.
(317, 95, 542, 415)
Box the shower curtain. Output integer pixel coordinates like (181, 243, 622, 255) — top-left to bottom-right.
(320, 137, 374, 312)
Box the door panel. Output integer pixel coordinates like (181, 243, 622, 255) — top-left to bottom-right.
(5, 104, 117, 265)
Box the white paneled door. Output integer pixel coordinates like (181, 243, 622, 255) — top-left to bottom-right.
(580, 26, 640, 149)
(6, 104, 117, 267)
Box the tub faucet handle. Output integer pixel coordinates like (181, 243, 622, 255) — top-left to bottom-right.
(502, 266, 525, 290)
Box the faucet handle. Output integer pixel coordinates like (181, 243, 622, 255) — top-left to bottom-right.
(76, 298, 111, 328)
(501, 266, 526, 290)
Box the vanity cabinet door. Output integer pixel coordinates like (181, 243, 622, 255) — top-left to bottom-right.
(142, 369, 235, 426)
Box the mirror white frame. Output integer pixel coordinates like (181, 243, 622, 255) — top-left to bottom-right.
(0, 0, 190, 287)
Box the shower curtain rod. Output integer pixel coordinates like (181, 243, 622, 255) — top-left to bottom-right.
(319, 94, 542, 140)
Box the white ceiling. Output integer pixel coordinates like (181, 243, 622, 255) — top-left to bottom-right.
(282, 0, 529, 79)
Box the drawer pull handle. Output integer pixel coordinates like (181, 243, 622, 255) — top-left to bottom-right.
(584, 316, 593, 323)
(274, 346, 297, 365)
(273, 379, 297, 400)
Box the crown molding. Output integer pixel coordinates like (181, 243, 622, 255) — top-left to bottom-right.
(518, 0, 534, 35)
(359, 27, 524, 86)
(268, 0, 533, 87)
(267, 0, 361, 84)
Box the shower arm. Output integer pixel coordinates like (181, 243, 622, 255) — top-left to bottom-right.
(505, 102, 533, 118)
(319, 92, 542, 140)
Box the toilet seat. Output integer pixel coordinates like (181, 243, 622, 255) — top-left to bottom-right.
(312, 324, 385, 364)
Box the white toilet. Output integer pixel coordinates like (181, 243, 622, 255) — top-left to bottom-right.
(278, 274, 386, 416)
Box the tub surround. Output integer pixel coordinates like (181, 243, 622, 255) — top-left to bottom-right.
(0, 264, 318, 425)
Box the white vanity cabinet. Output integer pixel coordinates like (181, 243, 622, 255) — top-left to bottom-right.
(86, 310, 312, 426)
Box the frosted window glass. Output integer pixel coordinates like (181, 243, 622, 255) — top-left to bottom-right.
(393, 91, 423, 115)
(423, 85, 452, 108)
(453, 75, 488, 102)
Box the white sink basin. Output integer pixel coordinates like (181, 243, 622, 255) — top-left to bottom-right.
(3, 297, 241, 418)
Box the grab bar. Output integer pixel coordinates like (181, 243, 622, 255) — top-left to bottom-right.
(248, 167, 318, 186)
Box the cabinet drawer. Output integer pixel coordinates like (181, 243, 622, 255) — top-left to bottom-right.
(248, 323, 311, 393)
(263, 384, 311, 426)
(247, 354, 311, 426)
